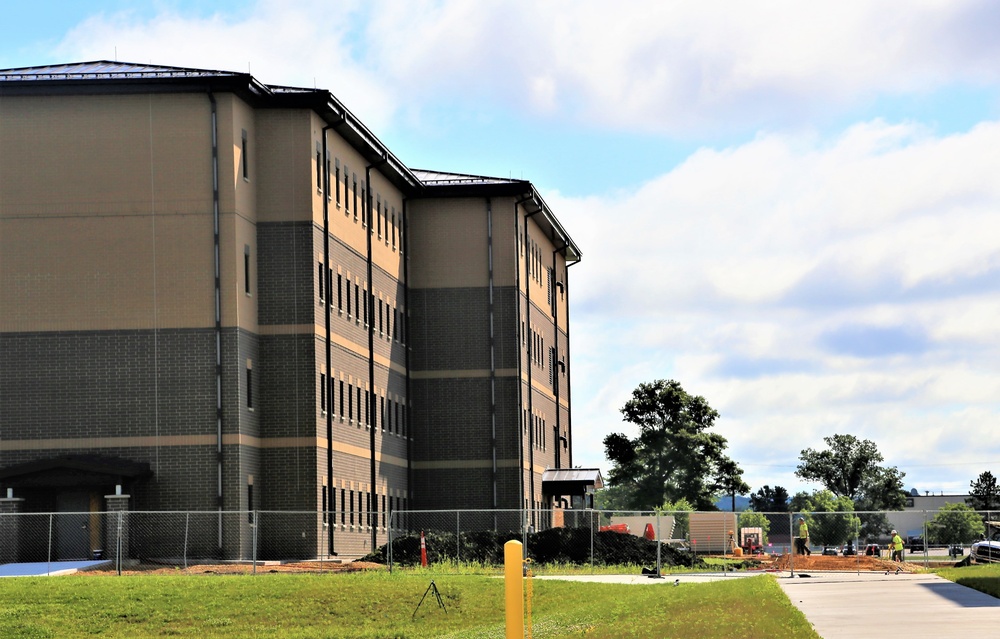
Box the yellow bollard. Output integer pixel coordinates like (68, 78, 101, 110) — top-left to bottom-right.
(504, 540, 524, 639)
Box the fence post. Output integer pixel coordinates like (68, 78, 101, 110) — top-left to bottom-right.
(387, 510, 393, 573)
(589, 509, 595, 573)
(47, 513, 53, 576)
(922, 510, 928, 568)
(116, 511, 123, 576)
(655, 510, 662, 577)
(252, 510, 257, 576)
(788, 512, 794, 577)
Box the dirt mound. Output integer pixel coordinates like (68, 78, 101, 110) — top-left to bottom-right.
(768, 554, 919, 572)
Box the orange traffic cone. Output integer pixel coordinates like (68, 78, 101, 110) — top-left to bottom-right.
(420, 530, 428, 567)
(644, 523, 655, 541)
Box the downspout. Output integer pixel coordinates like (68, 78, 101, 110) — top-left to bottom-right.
(486, 198, 497, 508)
(551, 245, 565, 472)
(322, 123, 335, 556)
(208, 92, 224, 550)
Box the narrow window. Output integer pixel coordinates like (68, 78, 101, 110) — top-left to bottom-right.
(346, 278, 352, 317)
(244, 245, 251, 296)
(361, 182, 367, 228)
(326, 152, 332, 200)
(355, 283, 360, 323)
(241, 129, 249, 180)
(348, 382, 353, 421)
(340, 488, 346, 524)
(327, 267, 333, 308)
(377, 196, 382, 238)
(247, 478, 254, 522)
(320, 373, 327, 413)
(349, 489, 355, 525)
(344, 166, 351, 214)
(315, 143, 323, 192)
(318, 262, 325, 303)
(339, 379, 345, 418)
(378, 299, 384, 336)
(322, 485, 329, 524)
(391, 210, 397, 249)
(364, 288, 369, 327)
(357, 386, 362, 426)
(335, 159, 341, 206)
(380, 395, 385, 432)
(328, 372, 335, 413)
(246, 362, 253, 410)
(337, 273, 343, 314)
(352, 174, 358, 221)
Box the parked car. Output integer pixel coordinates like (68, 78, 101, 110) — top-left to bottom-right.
(842, 542, 856, 556)
(907, 536, 925, 553)
(822, 545, 838, 556)
(971, 523, 1000, 564)
(864, 543, 881, 557)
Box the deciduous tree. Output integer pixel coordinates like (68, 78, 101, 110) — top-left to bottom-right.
(604, 379, 742, 511)
(928, 503, 985, 545)
(795, 434, 906, 509)
(749, 485, 790, 512)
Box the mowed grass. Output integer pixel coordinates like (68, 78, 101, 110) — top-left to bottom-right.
(0, 571, 819, 639)
(932, 562, 1000, 598)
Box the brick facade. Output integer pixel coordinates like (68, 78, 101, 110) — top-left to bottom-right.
(0, 61, 581, 560)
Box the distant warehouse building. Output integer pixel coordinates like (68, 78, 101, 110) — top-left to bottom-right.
(0, 61, 586, 560)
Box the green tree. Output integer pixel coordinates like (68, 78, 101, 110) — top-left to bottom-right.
(928, 503, 985, 545)
(715, 458, 751, 512)
(749, 485, 790, 512)
(795, 434, 906, 512)
(604, 379, 741, 510)
(657, 497, 694, 540)
(791, 490, 859, 548)
(966, 471, 1000, 513)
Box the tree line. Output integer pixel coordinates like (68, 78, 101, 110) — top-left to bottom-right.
(599, 378, 997, 546)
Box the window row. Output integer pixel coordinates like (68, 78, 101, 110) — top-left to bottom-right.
(316, 148, 404, 253)
(317, 263, 406, 344)
(318, 373, 408, 437)
(319, 485, 408, 530)
(523, 410, 548, 451)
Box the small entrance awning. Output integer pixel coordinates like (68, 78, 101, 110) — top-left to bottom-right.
(0, 455, 151, 488)
(541, 468, 603, 497)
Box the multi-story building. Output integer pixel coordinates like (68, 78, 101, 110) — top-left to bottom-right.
(0, 61, 585, 560)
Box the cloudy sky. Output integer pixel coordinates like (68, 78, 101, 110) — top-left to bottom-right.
(5, 0, 999, 497)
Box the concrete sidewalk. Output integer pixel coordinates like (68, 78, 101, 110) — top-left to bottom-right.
(778, 571, 1000, 638)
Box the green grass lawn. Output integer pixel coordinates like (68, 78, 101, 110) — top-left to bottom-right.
(0, 572, 819, 639)
(932, 562, 1000, 598)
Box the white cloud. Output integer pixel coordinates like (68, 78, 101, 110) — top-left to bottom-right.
(46, 0, 1000, 135)
(561, 119, 1000, 491)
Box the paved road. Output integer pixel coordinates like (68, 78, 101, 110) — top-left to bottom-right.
(778, 571, 1000, 638)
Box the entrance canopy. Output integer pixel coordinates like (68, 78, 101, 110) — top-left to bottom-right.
(541, 468, 603, 497)
(0, 454, 151, 489)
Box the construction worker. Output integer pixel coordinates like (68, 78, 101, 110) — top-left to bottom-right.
(890, 530, 904, 562)
(796, 518, 811, 555)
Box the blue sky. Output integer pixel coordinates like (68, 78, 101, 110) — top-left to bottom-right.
(5, 0, 1000, 498)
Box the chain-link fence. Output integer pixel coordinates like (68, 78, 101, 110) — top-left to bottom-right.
(1, 508, 996, 575)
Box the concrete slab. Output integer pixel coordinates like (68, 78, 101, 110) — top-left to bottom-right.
(778, 571, 1000, 639)
(0, 560, 112, 577)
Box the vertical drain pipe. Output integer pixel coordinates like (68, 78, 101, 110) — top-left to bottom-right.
(551, 245, 565, 471)
(208, 92, 224, 551)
